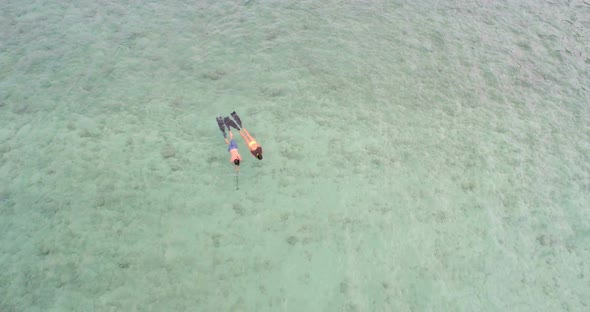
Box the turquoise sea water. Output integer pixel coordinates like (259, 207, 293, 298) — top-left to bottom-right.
(1, 0, 589, 311)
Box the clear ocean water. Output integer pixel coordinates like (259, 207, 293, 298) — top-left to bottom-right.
(1, 0, 588, 311)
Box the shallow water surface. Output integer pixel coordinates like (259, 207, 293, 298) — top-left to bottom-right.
(0, 0, 588, 311)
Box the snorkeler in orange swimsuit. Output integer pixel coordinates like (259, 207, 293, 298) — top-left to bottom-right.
(224, 111, 263, 160)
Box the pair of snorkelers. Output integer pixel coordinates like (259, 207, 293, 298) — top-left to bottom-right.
(215, 111, 263, 168)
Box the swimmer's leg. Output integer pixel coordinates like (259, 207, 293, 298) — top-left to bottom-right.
(242, 128, 253, 141)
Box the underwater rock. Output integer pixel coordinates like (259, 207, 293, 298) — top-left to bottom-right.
(286, 235, 298, 246)
(161, 144, 176, 158)
(536, 234, 555, 246)
(203, 69, 226, 81)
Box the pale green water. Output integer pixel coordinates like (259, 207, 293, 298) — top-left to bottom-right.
(1, 0, 589, 311)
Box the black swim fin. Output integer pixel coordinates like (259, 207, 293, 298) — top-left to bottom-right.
(231, 111, 243, 128)
(224, 116, 240, 131)
(216, 116, 227, 138)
